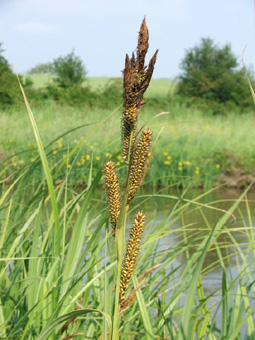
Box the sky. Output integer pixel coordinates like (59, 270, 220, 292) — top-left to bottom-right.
(0, 0, 254, 79)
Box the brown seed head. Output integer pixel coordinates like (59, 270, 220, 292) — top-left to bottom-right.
(121, 18, 158, 162)
(119, 211, 145, 302)
(122, 17, 158, 110)
(104, 161, 121, 237)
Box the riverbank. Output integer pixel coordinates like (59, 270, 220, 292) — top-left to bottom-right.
(1, 93, 255, 189)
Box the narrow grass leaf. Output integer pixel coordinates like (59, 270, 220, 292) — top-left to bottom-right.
(17, 76, 61, 255)
(37, 309, 112, 340)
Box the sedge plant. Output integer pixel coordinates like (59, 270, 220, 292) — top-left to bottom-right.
(103, 17, 158, 339)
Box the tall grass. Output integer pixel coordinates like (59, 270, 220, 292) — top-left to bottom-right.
(2, 103, 255, 189)
(1, 18, 255, 340)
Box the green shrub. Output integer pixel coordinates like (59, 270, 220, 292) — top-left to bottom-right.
(0, 43, 35, 108)
(177, 37, 253, 109)
(53, 50, 87, 88)
(0, 44, 20, 107)
(27, 62, 55, 75)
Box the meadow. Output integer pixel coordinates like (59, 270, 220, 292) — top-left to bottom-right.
(1, 76, 255, 190)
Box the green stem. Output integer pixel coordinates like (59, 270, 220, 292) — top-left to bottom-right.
(111, 128, 134, 339)
(112, 204, 129, 340)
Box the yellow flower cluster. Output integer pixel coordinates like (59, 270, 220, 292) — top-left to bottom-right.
(195, 166, 200, 175)
(76, 154, 91, 166)
(57, 138, 63, 149)
(163, 153, 172, 165)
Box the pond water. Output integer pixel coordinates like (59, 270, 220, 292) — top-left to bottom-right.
(123, 186, 255, 291)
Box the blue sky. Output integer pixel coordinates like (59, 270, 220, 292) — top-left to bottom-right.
(0, 0, 254, 78)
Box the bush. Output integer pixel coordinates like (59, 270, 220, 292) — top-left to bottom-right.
(53, 51, 86, 88)
(100, 78, 123, 107)
(27, 62, 55, 75)
(0, 44, 20, 106)
(177, 38, 253, 109)
(0, 43, 35, 108)
(46, 84, 95, 107)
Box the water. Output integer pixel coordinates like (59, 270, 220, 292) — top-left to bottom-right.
(126, 186, 255, 288)
(128, 186, 255, 335)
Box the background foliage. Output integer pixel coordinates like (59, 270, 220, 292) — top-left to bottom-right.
(177, 38, 252, 112)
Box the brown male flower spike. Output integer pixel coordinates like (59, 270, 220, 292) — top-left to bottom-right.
(104, 161, 121, 237)
(122, 17, 158, 162)
(119, 211, 145, 303)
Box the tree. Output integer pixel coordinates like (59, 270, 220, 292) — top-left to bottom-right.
(177, 38, 252, 107)
(0, 43, 20, 106)
(27, 62, 55, 74)
(53, 51, 86, 88)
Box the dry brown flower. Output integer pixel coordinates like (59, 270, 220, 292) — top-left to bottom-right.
(121, 17, 158, 162)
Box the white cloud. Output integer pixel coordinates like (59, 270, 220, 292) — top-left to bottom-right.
(15, 21, 56, 34)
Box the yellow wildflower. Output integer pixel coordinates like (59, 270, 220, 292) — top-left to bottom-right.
(164, 161, 170, 165)
(116, 161, 121, 166)
(178, 162, 183, 166)
(86, 155, 90, 161)
(167, 155, 171, 160)
(163, 152, 168, 156)
(216, 164, 220, 169)
(19, 160, 24, 164)
(178, 167, 183, 171)
(53, 150, 57, 155)
(96, 156, 100, 161)
(67, 164, 71, 169)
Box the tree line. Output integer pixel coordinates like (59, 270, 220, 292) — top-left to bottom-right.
(0, 38, 254, 112)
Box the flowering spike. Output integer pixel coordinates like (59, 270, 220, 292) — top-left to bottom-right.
(127, 129, 152, 204)
(104, 161, 121, 237)
(121, 17, 157, 162)
(119, 211, 145, 302)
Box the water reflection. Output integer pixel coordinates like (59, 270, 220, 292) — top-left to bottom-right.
(130, 186, 255, 289)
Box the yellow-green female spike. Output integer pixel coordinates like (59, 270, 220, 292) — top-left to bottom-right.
(127, 128, 152, 204)
(119, 211, 145, 303)
(104, 161, 121, 237)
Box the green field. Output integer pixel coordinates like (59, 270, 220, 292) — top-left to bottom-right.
(1, 76, 255, 189)
(26, 74, 175, 95)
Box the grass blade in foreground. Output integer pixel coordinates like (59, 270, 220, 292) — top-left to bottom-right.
(178, 183, 252, 340)
(17, 76, 61, 255)
(37, 309, 112, 340)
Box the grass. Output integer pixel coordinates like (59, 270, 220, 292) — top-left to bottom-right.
(1, 19, 255, 340)
(26, 74, 175, 98)
(1, 136, 255, 339)
(1, 100, 255, 189)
